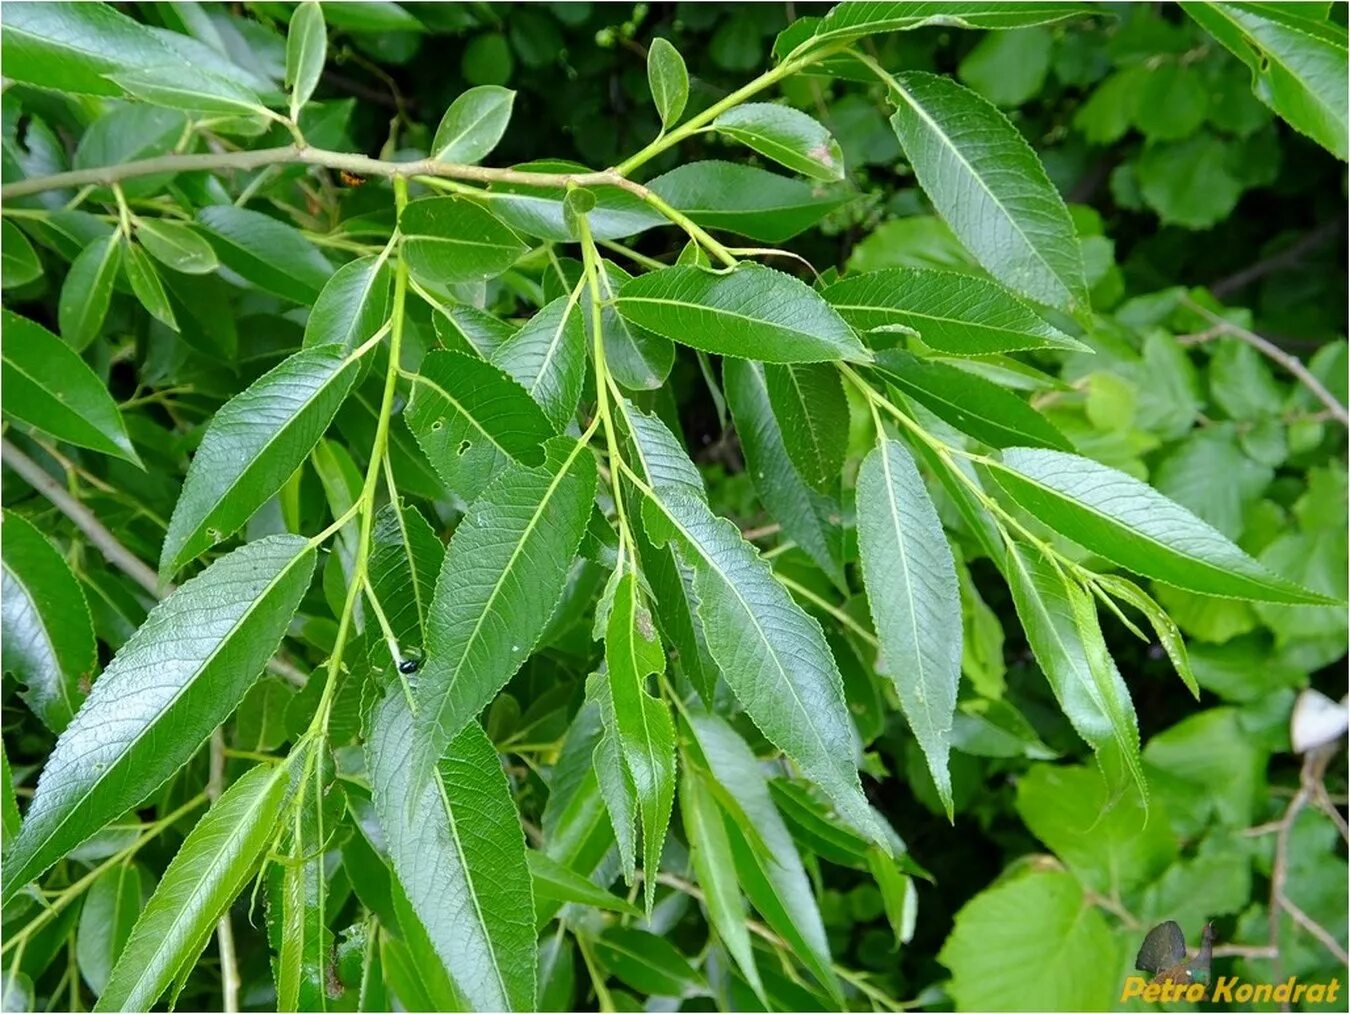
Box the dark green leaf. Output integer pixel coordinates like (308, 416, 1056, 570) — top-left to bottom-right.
(1, 219, 42, 289)
(490, 292, 585, 430)
(76, 860, 144, 996)
(714, 103, 845, 181)
(58, 235, 121, 351)
(594, 927, 705, 996)
(764, 362, 849, 490)
(488, 160, 666, 242)
(303, 254, 393, 351)
(123, 241, 178, 331)
(197, 206, 334, 304)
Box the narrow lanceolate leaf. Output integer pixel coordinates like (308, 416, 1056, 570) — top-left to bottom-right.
(161, 344, 359, 576)
(645, 488, 886, 847)
(1, 310, 140, 464)
(822, 268, 1086, 354)
(764, 362, 849, 491)
(594, 259, 676, 391)
(856, 439, 960, 817)
(615, 263, 870, 363)
(1003, 542, 1144, 802)
(432, 85, 516, 163)
(304, 254, 392, 351)
(1182, 1, 1347, 160)
(2, 536, 314, 903)
(107, 65, 265, 117)
(405, 349, 554, 503)
(368, 500, 445, 667)
(1, 743, 19, 848)
(989, 448, 1334, 604)
(604, 573, 676, 916)
(647, 38, 689, 128)
(416, 437, 597, 773)
(399, 197, 527, 286)
(490, 292, 586, 430)
(197, 206, 334, 304)
(681, 764, 763, 1000)
(526, 850, 641, 916)
(76, 862, 143, 997)
(368, 690, 536, 1012)
(123, 240, 177, 331)
(725, 360, 846, 589)
(1094, 573, 1199, 699)
(686, 712, 841, 1002)
(804, 2, 1095, 48)
(887, 72, 1088, 312)
(58, 234, 121, 350)
(1, 511, 95, 734)
(713, 103, 845, 181)
(873, 350, 1071, 451)
(588, 674, 639, 880)
(95, 763, 291, 1013)
(285, 1, 326, 120)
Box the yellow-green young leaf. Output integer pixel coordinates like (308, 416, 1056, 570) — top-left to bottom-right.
(197, 206, 334, 304)
(990, 447, 1335, 604)
(886, 72, 1088, 313)
(122, 240, 177, 331)
(856, 438, 960, 818)
(1, 535, 314, 904)
(1, 219, 42, 288)
(647, 38, 688, 128)
(415, 437, 597, 776)
(680, 764, 763, 1001)
(0, 310, 139, 464)
(404, 348, 555, 503)
(432, 85, 516, 163)
(1003, 541, 1144, 804)
(399, 197, 527, 286)
(58, 234, 121, 351)
(76, 860, 144, 997)
(367, 689, 536, 1013)
(490, 292, 586, 430)
(822, 268, 1087, 355)
(160, 345, 360, 576)
(285, 1, 326, 119)
(646, 488, 886, 849)
(1182, 1, 1347, 160)
(1094, 573, 1200, 699)
(95, 762, 292, 1013)
(134, 219, 218, 275)
(303, 254, 392, 350)
(616, 263, 870, 363)
(1, 511, 95, 734)
(873, 350, 1071, 450)
(713, 102, 845, 181)
(604, 572, 676, 916)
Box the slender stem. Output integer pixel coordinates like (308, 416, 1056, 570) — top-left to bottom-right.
(637, 189, 737, 267)
(208, 727, 240, 1013)
(777, 573, 879, 649)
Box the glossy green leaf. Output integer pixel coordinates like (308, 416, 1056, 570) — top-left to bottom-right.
(161, 344, 359, 576)
(593, 259, 675, 391)
(285, 1, 326, 120)
(1, 511, 94, 734)
(96, 762, 291, 1012)
(803, 2, 1095, 50)
(432, 85, 516, 163)
(106, 64, 265, 116)
(303, 253, 393, 351)
(648, 161, 854, 243)
(490, 292, 585, 430)
(367, 689, 536, 1012)
(873, 350, 1071, 450)
(725, 359, 846, 587)
(990, 447, 1333, 603)
(1182, 1, 1348, 160)
(399, 197, 527, 286)
(58, 234, 120, 351)
(822, 268, 1086, 354)
(604, 572, 676, 916)
(525, 850, 640, 917)
(197, 206, 334, 304)
(886, 72, 1088, 312)
(72, 103, 186, 200)
(405, 348, 554, 502)
(135, 219, 218, 275)
(616, 263, 869, 363)
(1, 219, 42, 289)
(415, 437, 597, 773)
(123, 240, 178, 331)
(1, 310, 139, 463)
(714, 103, 845, 181)
(647, 38, 689, 128)
(645, 487, 885, 847)
(1, 535, 314, 903)
(764, 362, 849, 491)
(593, 927, 705, 996)
(76, 862, 144, 997)
(856, 438, 960, 817)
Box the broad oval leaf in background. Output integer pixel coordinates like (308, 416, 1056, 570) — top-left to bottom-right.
(399, 196, 527, 286)
(886, 71, 1088, 313)
(76, 862, 144, 997)
(616, 263, 870, 363)
(197, 206, 334, 304)
(990, 447, 1335, 604)
(2, 535, 314, 902)
(160, 344, 360, 576)
(432, 85, 516, 163)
